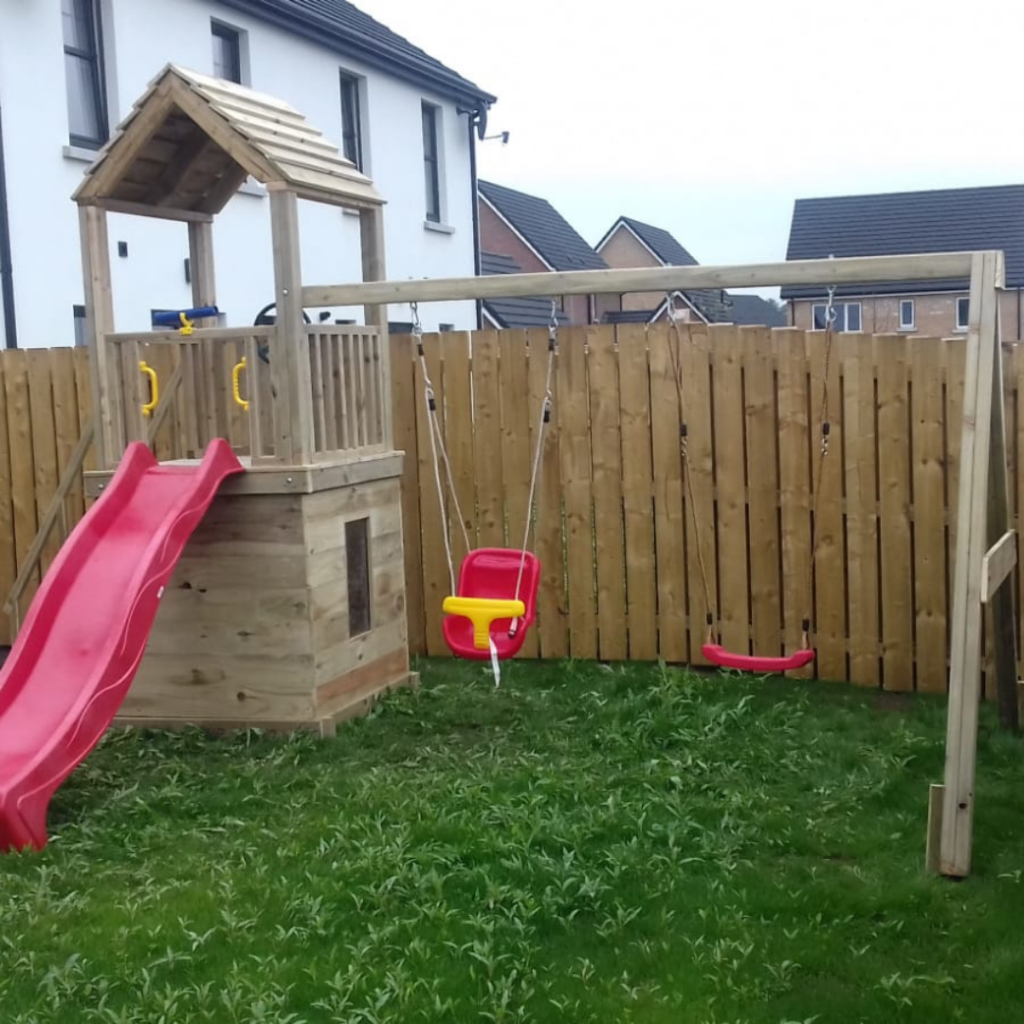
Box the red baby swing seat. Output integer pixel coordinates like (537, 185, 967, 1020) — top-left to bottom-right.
(442, 549, 541, 661)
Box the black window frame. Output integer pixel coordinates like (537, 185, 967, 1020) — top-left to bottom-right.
(422, 102, 441, 223)
(62, 0, 108, 149)
(339, 72, 363, 171)
(899, 298, 915, 331)
(211, 21, 243, 84)
(956, 296, 971, 331)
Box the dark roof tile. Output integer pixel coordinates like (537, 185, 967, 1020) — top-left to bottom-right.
(480, 251, 569, 329)
(479, 180, 607, 272)
(217, 0, 495, 106)
(781, 184, 1024, 298)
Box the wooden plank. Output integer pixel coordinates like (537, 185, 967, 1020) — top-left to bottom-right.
(360, 207, 394, 450)
(0, 356, 15, 643)
(50, 348, 84, 524)
(587, 324, 627, 660)
(710, 324, 749, 656)
(530, 327, 567, 659)
(302, 252, 981, 309)
(946, 336, 967, 660)
(471, 331, 505, 549)
(5, 351, 38, 616)
(441, 331, 475, 566)
(809, 327, 846, 680)
(414, 331, 450, 655)
(743, 327, 782, 657)
(389, 333, 424, 655)
(940, 251, 1000, 878)
(680, 324, 717, 664)
(498, 329, 539, 659)
(981, 531, 1016, 603)
(841, 332, 879, 686)
(26, 351, 60, 576)
(558, 326, 597, 659)
(617, 323, 658, 661)
(73, 346, 96, 478)
(647, 324, 688, 662)
(911, 336, 950, 693)
(876, 334, 914, 691)
(776, 329, 813, 677)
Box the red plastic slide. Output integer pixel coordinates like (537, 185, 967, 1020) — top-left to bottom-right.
(0, 439, 243, 852)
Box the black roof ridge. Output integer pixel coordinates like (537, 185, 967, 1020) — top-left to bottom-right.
(216, 0, 495, 107)
(794, 182, 1024, 205)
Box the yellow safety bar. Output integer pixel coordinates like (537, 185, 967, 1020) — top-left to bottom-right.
(442, 595, 525, 651)
(232, 356, 249, 411)
(139, 361, 158, 417)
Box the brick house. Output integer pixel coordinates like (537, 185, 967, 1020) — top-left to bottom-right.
(477, 180, 606, 325)
(595, 216, 786, 327)
(782, 185, 1024, 339)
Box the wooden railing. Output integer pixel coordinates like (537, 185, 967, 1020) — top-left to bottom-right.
(306, 325, 387, 457)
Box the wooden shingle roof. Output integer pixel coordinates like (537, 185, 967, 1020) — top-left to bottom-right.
(73, 64, 383, 217)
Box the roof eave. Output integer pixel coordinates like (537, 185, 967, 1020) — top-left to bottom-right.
(217, 0, 497, 108)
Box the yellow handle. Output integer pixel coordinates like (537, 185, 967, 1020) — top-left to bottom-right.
(139, 361, 158, 417)
(443, 595, 526, 650)
(232, 356, 250, 411)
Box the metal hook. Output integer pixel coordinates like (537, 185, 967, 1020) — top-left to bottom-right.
(411, 300, 423, 335)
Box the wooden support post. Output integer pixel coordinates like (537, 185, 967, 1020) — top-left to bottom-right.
(188, 221, 217, 310)
(78, 205, 119, 469)
(269, 188, 313, 464)
(936, 250, 1007, 877)
(360, 205, 393, 450)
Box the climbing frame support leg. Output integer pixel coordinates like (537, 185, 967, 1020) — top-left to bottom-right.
(932, 250, 1015, 878)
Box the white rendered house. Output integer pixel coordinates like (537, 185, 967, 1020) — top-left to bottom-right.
(0, 0, 497, 348)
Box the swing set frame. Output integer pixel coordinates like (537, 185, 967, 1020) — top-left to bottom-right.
(317, 249, 1017, 880)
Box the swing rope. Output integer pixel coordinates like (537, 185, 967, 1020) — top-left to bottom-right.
(513, 302, 558, 605)
(413, 302, 470, 593)
(665, 290, 835, 655)
(413, 301, 555, 612)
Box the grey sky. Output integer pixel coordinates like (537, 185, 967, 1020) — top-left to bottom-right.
(363, 0, 1024, 290)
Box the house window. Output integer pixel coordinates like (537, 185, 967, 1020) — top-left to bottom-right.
(899, 299, 915, 331)
(812, 301, 861, 332)
(211, 22, 242, 83)
(956, 297, 970, 332)
(73, 305, 87, 347)
(422, 102, 441, 223)
(339, 73, 363, 171)
(346, 518, 371, 636)
(62, 0, 107, 148)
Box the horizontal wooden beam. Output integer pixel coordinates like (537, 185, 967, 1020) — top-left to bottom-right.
(87, 198, 214, 223)
(302, 252, 987, 309)
(104, 325, 274, 344)
(981, 530, 1017, 604)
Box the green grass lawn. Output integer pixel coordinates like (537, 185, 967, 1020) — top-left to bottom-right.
(2, 658, 1023, 1023)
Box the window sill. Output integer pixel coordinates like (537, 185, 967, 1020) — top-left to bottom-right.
(63, 144, 101, 164)
(898, 325, 916, 333)
(424, 220, 455, 235)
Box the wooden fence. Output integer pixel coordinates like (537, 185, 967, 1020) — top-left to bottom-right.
(0, 323, 1016, 696)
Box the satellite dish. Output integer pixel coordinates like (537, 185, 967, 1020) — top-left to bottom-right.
(476, 106, 489, 140)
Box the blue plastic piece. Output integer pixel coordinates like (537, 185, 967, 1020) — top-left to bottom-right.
(151, 306, 219, 327)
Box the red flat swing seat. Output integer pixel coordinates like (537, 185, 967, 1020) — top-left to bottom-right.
(443, 548, 541, 661)
(701, 644, 815, 673)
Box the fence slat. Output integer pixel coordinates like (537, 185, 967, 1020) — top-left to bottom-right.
(912, 335, 949, 693)
(414, 331, 449, 655)
(471, 331, 505, 549)
(5, 352, 38, 611)
(648, 324, 688, 662)
(877, 334, 914, 691)
(588, 325, 627, 660)
(617, 323, 658, 661)
(0, 356, 14, 644)
(711, 325, 749, 655)
(530, 327, 567, 659)
(680, 324, 717, 663)
(558, 326, 597, 659)
(27, 352, 61, 577)
(776, 330, 813, 677)
(390, 334, 425, 657)
(443, 332, 475, 567)
(744, 327, 781, 656)
(498, 329, 539, 658)
(842, 332, 880, 686)
(810, 329, 846, 680)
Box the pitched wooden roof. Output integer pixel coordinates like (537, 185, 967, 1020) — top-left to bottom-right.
(73, 64, 383, 217)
